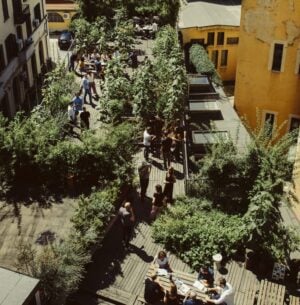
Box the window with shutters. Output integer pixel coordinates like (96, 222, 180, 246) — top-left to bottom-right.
(271, 43, 284, 72)
(5, 34, 17, 63)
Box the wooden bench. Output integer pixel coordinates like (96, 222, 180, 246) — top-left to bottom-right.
(256, 280, 286, 305)
(289, 295, 300, 305)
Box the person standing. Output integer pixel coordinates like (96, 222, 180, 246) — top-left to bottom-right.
(80, 107, 90, 129)
(80, 74, 92, 105)
(143, 127, 153, 161)
(118, 202, 135, 247)
(138, 161, 152, 201)
(72, 92, 83, 112)
(87, 71, 99, 98)
(150, 184, 164, 220)
(163, 167, 176, 204)
(67, 101, 76, 132)
(69, 52, 77, 72)
(161, 131, 172, 170)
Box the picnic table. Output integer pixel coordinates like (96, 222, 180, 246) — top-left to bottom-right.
(256, 280, 286, 305)
(146, 264, 207, 302)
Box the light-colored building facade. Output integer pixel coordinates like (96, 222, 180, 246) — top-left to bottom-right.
(46, 0, 78, 32)
(0, 0, 50, 117)
(178, 1, 241, 82)
(234, 0, 300, 135)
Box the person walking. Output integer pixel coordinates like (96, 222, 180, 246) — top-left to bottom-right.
(118, 202, 135, 247)
(72, 92, 83, 112)
(163, 167, 176, 204)
(67, 101, 76, 132)
(69, 52, 77, 72)
(80, 74, 92, 105)
(80, 106, 90, 129)
(138, 161, 152, 201)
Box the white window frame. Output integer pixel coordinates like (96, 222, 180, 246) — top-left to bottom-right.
(287, 114, 300, 132)
(268, 40, 287, 73)
(262, 110, 277, 134)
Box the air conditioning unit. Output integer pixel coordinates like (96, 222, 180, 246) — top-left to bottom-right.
(63, 13, 70, 19)
(25, 37, 33, 46)
(16, 39, 24, 52)
(33, 19, 40, 27)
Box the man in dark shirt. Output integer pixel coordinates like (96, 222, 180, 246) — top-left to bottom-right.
(80, 107, 90, 129)
(144, 274, 164, 304)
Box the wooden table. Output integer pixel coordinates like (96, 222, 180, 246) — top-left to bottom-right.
(146, 264, 207, 301)
(256, 280, 286, 305)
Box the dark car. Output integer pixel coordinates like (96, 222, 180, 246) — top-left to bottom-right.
(58, 31, 73, 50)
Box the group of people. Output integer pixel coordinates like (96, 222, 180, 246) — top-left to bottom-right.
(143, 117, 185, 169)
(145, 252, 234, 305)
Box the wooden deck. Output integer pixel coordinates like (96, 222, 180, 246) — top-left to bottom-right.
(76, 149, 262, 305)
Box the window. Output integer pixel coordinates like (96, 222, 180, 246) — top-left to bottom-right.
(289, 117, 300, 132)
(191, 39, 205, 45)
(2, 0, 9, 21)
(5, 34, 17, 63)
(220, 50, 228, 67)
(217, 32, 225, 45)
(48, 12, 64, 23)
(207, 32, 215, 46)
(33, 3, 41, 21)
(227, 37, 239, 44)
(295, 49, 300, 74)
(272, 43, 284, 72)
(211, 50, 218, 68)
(264, 112, 275, 136)
(0, 45, 5, 73)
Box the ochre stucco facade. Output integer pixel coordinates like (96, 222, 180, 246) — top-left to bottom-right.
(234, 0, 300, 134)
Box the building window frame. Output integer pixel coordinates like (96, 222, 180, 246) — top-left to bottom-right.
(295, 49, 300, 75)
(220, 50, 228, 67)
(2, 0, 9, 21)
(207, 32, 215, 46)
(262, 110, 277, 136)
(217, 32, 225, 45)
(227, 37, 239, 44)
(268, 41, 287, 73)
(48, 12, 64, 23)
(211, 50, 219, 68)
(287, 115, 300, 133)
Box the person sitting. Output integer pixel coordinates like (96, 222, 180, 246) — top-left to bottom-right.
(198, 266, 214, 287)
(164, 282, 179, 305)
(155, 250, 172, 272)
(183, 291, 201, 305)
(144, 274, 165, 305)
(206, 277, 234, 305)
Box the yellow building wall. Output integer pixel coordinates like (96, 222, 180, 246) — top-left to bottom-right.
(181, 26, 239, 82)
(47, 10, 77, 31)
(234, 0, 300, 134)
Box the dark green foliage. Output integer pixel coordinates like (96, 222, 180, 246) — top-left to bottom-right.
(132, 26, 187, 122)
(154, 129, 299, 266)
(189, 44, 222, 85)
(152, 197, 247, 268)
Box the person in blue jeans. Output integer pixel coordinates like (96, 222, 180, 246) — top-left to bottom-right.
(80, 74, 92, 105)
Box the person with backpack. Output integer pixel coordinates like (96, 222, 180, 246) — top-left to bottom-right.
(118, 202, 135, 247)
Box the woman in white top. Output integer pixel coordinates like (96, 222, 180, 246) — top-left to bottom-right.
(155, 250, 172, 272)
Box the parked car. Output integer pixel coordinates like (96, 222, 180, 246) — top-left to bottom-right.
(58, 31, 73, 50)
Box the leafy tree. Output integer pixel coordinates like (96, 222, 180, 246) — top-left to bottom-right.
(189, 44, 222, 85)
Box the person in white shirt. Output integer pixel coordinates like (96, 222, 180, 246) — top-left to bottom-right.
(206, 277, 234, 305)
(154, 250, 172, 272)
(143, 127, 152, 161)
